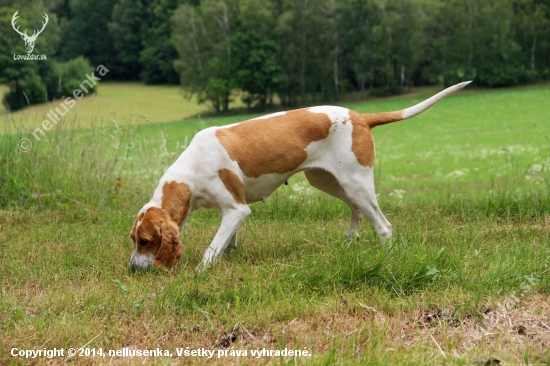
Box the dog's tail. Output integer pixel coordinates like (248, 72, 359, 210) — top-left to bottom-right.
(363, 81, 472, 128)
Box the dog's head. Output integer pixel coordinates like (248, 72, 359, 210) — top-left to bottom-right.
(129, 207, 182, 270)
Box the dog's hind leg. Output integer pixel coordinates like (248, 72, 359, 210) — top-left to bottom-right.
(338, 169, 393, 245)
(356, 195, 392, 245)
(228, 234, 237, 249)
(224, 233, 237, 254)
(304, 169, 363, 239)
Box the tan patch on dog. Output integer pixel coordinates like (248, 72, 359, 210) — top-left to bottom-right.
(349, 110, 404, 167)
(135, 207, 164, 254)
(129, 182, 189, 269)
(153, 219, 182, 269)
(363, 110, 403, 129)
(161, 181, 192, 226)
(130, 219, 138, 241)
(218, 169, 246, 204)
(133, 207, 182, 268)
(216, 109, 333, 178)
(132, 207, 165, 258)
(351, 125, 375, 167)
(348, 111, 375, 167)
(130, 213, 148, 242)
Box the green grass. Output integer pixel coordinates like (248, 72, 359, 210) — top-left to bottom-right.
(0, 82, 213, 133)
(1, 84, 550, 365)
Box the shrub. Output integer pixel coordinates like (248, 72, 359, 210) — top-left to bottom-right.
(2, 57, 97, 112)
(44, 56, 98, 100)
(3, 71, 47, 111)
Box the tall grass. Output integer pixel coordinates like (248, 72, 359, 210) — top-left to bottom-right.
(1, 113, 179, 210)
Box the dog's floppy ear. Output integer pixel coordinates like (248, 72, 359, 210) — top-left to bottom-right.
(130, 217, 137, 241)
(154, 221, 182, 269)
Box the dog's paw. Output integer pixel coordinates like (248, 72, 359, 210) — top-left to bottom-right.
(379, 235, 394, 251)
(195, 262, 208, 272)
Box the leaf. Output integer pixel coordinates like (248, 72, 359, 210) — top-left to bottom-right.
(113, 279, 128, 292)
(426, 264, 439, 277)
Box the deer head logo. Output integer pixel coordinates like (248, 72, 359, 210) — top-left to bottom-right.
(11, 11, 49, 54)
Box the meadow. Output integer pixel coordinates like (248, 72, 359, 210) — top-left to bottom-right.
(0, 82, 211, 133)
(1, 83, 549, 365)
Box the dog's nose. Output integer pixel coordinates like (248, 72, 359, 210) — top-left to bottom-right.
(129, 253, 140, 269)
(129, 252, 153, 270)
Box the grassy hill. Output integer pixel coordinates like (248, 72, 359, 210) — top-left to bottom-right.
(0, 82, 209, 133)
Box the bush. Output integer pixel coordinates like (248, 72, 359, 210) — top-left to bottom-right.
(44, 56, 98, 100)
(2, 57, 97, 112)
(3, 71, 47, 111)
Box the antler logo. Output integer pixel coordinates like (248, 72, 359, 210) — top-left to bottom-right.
(11, 10, 49, 54)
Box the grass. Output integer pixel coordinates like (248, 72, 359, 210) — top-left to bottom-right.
(0, 82, 210, 133)
(1, 83, 550, 365)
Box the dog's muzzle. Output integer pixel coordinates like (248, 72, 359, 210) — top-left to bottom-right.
(129, 251, 155, 270)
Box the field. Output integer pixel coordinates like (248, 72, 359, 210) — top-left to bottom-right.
(1, 83, 549, 365)
(0, 82, 211, 133)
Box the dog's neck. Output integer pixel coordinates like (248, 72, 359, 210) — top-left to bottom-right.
(159, 181, 192, 227)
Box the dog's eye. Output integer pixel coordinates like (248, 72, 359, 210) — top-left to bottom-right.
(139, 240, 149, 247)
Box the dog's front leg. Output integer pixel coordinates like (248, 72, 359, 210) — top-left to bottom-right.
(226, 233, 237, 252)
(195, 206, 251, 271)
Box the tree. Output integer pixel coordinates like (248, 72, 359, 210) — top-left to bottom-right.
(230, 30, 281, 107)
(108, 0, 146, 80)
(139, 0, 194, 84)
(173, 0, 239, 112)
(60, 0, 116, 66)
(172, 0, 511, 110)
(0, 4, 55, 110)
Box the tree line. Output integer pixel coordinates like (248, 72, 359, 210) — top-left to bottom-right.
(1, 0, 549, 112)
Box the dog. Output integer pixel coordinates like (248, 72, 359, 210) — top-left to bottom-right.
(129, 81, 471, 271)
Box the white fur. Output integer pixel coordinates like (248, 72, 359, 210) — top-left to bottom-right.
(130, 250, 155, 269)
(402, 81, 472, 119)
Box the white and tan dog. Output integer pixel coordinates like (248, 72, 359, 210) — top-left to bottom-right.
(130, 81, 471, 271)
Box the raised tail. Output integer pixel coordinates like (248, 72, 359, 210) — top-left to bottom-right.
(363, 81, 472, 128)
